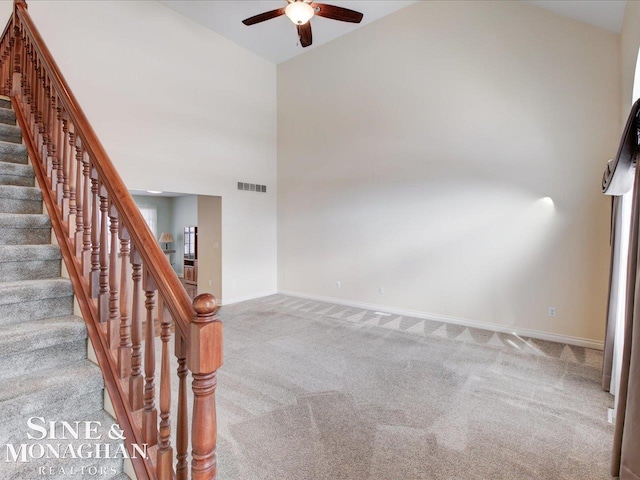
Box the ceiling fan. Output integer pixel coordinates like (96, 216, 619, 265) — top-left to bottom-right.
(242, 0, 364, 48)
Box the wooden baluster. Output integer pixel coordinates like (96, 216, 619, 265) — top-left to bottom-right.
(175, 333, 188, 480)
(81, 151, 92, 276)
(28, 46, 36, 136)
(1, 49, 4, 95)
(19, 31, 27, 101)
(16, 29, 23, 99)
(11, 22, 21, 98)
(41, 72, 48, 164)
(1, 40, 5, 96)
(26, 42, 34, 127)
(36, 61, 45, 159)
(52, 92, 60, 198)
(54, 102, 62, 203)
(189, 294, 223, 480)
(1, 40, 6, 96)
(59, 107, 71, 221)
(4, 38, 9, 94)
(41, 73, 49, 163)
(74, 136, 84, 255)
(30, 56, 38, 143)
(90, 169, 100, 297)
(118, 225, 131, 378)
(5, 36, 10, 95)
(67, 124, 77, 238)
(55, 99, 67, 209)
(129, 248, 143, 411)
(39, 71, 46, 172)
(29, 52, 37, 151)
(108, 205, 120, 349)
(143, 270, 158, 447)
(5, 35, 10, 95)
(66, 121, 76, 214)
(6, 34, 11, 94)
(31, 48, 38, 136)
(37, 66, 46, 163)
(9, 28, 14, 93)
(48, 86, 61, 200)
(157, 298, 174, 479)
(20, 37, 27, 105)
(98, 183, 109, 322)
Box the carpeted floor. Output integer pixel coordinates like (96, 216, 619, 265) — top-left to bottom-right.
(214, 294, 614, 480)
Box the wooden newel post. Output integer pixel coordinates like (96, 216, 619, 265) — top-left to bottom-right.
(188, 293, 223, 480)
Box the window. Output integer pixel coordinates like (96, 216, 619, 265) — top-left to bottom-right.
(138, 205, 158, 238)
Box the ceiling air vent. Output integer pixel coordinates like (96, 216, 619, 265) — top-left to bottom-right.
(237, 182, 267, 193)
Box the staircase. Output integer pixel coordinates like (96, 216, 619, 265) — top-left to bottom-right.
(0, 97, 127, 480)
(0, 2, 224, 478)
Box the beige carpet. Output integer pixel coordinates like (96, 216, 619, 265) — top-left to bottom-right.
(213, 294, 613, 480)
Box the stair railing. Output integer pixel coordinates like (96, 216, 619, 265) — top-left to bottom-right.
(0, 1, 223, 479)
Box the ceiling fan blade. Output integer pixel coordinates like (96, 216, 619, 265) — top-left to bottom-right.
(311, 3, 363, 23)
(242, 8, 286, 26)
(297, 22, 313, 48)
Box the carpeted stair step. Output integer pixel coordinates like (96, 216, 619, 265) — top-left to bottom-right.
(0, 361, 106, 447)
(0, 106, 16, 126)
(0, 316, 87, 381)
(0, 212, 51, 245)
(0, 244, 61, 281)
(0, 161, 34, 187)
(0, 140, 28, 164)
(105, 474, 131, 480)
(0, 185, 42, 214)
(0, 97, 11, 109)
(0, 278, 73, 326)
(107, 474, 131, 480)
(0, 123, 21, 144)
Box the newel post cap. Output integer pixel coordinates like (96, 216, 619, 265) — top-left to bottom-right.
(187, 294, 223, 374)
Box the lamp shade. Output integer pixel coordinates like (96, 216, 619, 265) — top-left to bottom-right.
(159, 232, 174, 244)
(285, 1, 314, 25)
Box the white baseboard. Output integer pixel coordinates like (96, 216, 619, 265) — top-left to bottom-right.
(221, 290, 278, 306)
(278, 290, 604, 350)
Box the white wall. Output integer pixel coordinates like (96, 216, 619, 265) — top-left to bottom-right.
(621, 1, 640, 110)
(9, 0, 277, 303)
(277, 0, 620, 344)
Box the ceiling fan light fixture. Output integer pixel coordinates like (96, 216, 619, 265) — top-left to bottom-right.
(285, 1, 314, 25)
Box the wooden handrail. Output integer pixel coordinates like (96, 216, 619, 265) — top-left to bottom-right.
(13, 2, 192, 341)
(0, 2, 223, 479)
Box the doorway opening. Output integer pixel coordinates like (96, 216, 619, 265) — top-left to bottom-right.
(130, 190, 222, 301)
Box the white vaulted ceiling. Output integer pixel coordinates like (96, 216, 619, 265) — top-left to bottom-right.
(159, 1, 627, 64)
(159, 1, 418, 64)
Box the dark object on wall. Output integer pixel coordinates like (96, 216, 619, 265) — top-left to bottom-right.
(602, 97, 640, 479)
(602, 99, 640, 195)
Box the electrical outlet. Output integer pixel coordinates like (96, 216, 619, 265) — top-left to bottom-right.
(548, 307, 556, 318)
(232, 280, 237, 288)
(208, 280, 212, 287)
(378, 287, 384, 294)
(336, 281, 341, 289)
